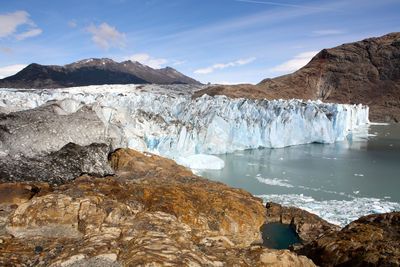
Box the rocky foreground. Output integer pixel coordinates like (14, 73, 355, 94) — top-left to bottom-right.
(0, 148, 315, 267)
(0, 145, 399, 266)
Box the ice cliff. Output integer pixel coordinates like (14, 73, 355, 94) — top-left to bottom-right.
(0, 84, 369, 168)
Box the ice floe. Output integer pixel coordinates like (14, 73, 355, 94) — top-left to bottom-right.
(255, 175, 294, 188)
(258, 193, 400, 227)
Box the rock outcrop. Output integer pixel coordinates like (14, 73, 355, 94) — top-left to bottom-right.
(297, 212, 400, 267)
(0, 58, 200, 89)
(0, 148, 316, 266)
(265, 202, 340, 243)
(195, 32, 400, 122)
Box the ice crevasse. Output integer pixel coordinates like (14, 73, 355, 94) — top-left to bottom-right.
(0, 85, 369, 169)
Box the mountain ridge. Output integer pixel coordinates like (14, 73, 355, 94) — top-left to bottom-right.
(0, 58, 200, 88)
(194, 32, 400, 122)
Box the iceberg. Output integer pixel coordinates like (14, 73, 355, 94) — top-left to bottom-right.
(176, 154, 225, 170)
(0, 84, 369, 167)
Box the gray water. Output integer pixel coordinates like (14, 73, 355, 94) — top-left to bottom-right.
(198, 124, 400, 226)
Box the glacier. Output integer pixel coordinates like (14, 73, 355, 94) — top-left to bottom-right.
(0, 84, 369, 168)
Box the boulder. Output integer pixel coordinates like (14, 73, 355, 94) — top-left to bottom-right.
(298, 212, 400, 266)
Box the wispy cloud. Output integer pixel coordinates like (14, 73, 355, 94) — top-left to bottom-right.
(15, 28, 42, 40)
(172, 60, 186, 66)
(68, 20, 77, 28)
(152, 0, 342, 47)
(0, 10, 42, 40)
(269, 51, 318, 73)
(87, 22, 126, 50)
(194, 57, 256, 74)
(0, 47, 13, 54)
(235, 0, 332, 10)
(312, 29, 344, 36)
(0, 64, 27, 79)
(124, 53, 167, 68)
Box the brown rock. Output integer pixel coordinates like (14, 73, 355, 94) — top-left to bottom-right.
(298, 212, 400, 267)
(265, 202, 340, 242)
(110, 148, 266, 247)
(0, 149, 317, 266)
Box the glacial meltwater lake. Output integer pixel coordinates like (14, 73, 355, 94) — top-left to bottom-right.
(198, 124, 400, 227)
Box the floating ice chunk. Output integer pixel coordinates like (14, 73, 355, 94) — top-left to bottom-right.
(176, 154, 225, 170)
(369, 122, 390, 126)
(255, 176, 294, 188)
(258, 193, 400, 227)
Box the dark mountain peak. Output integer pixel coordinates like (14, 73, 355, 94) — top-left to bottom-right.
(161, 66, 175, 70)
(0, 57, 201, 89)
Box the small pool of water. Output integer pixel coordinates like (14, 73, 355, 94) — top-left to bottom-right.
(261, 223, 301, 249)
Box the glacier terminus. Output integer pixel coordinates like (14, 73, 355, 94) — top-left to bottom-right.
(0, 84, 369, 169)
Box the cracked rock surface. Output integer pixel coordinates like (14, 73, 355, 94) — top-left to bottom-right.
(297, 212, 400, 267)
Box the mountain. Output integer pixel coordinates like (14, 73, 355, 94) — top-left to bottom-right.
(194, 32, 400, 122)
(0, 58, 200, 88)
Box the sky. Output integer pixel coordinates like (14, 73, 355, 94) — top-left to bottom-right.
(0, 0, 399, 84)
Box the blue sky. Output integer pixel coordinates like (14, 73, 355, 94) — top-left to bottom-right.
(0, 0, 399, 83)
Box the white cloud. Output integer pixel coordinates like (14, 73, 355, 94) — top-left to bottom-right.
(0, 10, 42, 40)
(172, 60, 186, 66)
(312, 29, 344, 36)
(124, 53, 167, 69)
(194, 57, 256, 74)
(0, 64, 27, 79)
(68, 20, 77, 28)
(15, 28, 42, 40)
(269, 51, 318, 73)
(87, 23, 126, 50)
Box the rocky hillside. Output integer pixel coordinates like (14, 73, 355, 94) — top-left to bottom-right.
(0, 58, 200, 88)
(0, 148, 317, 267)
(195, 32, 400, 122)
